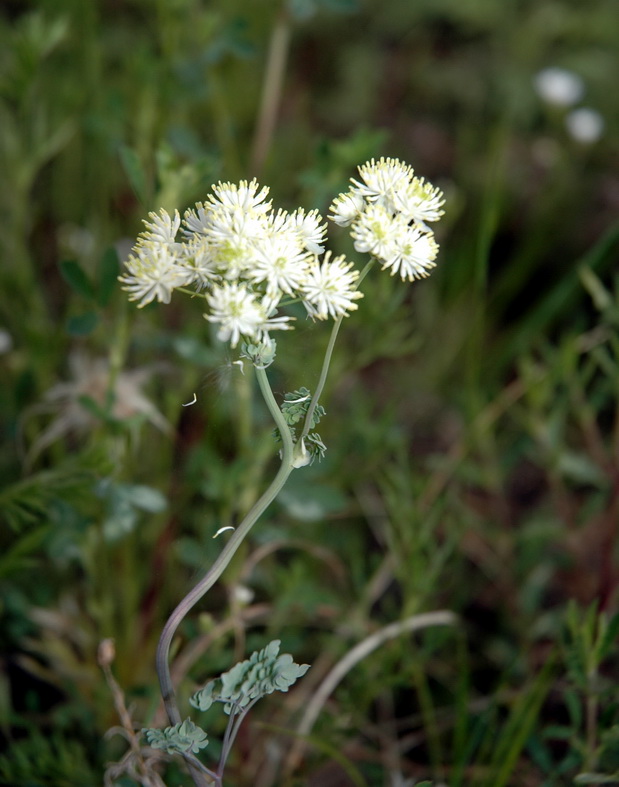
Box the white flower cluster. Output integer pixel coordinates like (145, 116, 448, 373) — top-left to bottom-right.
(120, 160, 445, 348)
(329, 157, 444, 282)
(119, 180, 363, 347)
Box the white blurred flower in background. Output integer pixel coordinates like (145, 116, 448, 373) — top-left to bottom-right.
(534, 67, 584, 107)
(566, 107, 605, 143)
(26, 353, 172, 464)
(0, 328, 13, 354)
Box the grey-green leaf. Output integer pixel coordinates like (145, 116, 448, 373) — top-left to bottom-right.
(143, 718, 208, 755)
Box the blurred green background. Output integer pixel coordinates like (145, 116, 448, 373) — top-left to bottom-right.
(1, 0, 619, 785)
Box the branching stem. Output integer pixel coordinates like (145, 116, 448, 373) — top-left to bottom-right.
(155, 366, 295, 785)
(301, 260, 374, 442)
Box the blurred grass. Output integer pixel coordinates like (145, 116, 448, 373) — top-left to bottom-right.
(1, 0, 619, 784)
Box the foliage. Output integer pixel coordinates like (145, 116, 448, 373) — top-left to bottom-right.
(144, 718, 209, 757)
(1, 0, 619, 784)
(190, 639, 309, 715)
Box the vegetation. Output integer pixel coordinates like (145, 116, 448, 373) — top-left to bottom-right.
(1, 0, 618, 785)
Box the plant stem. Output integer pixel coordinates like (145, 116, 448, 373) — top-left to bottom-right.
(155, 365, 295, 784)
(300, 260, 374, 442)
(249, 5, 292, 176)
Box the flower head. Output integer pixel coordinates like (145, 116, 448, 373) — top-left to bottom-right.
(205, 282, 292, 348)
(352, 157, 415, 209)
(208, 179, 271, 215)
(247, 233, 311, 297)
(350, 203, 401, 259)
(328, 190, 365, 227)
(205, 282, 265, 347)
(394, 177, 445, 226)
(139, 208, 182, 247)
(379, 225, 439, 281)
(302, 252, 363, 320)
(287, 208, 327, 254)
(330, 156, 444, 286)
(119, 243, 192, 307)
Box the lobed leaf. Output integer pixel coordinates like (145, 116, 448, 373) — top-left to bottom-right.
(143, 719, 208, 755)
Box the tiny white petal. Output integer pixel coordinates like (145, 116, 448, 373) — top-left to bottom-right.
(213, 526, 235, 538)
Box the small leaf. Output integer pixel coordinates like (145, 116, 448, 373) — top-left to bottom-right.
(143, 719, 208, 755)
(66, 312, 99, 336)
(190, 681, 216, 712)
(60, 260, 95, 300)
(123, 484, 167, 513)
(190, 640, 310, 716)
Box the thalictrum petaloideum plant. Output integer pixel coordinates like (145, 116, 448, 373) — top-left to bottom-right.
(118, 157, 445, 785)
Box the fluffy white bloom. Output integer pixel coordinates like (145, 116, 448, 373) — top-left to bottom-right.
(205, 283, 291, 347)
(180, 237, 219, 289)
(247, 234, 311, 297)
(328, 190, 366, 227)
(566, 107, 604, 143)
(287, 208, 327, 253)
(182, 202, 212, 237)
(534, 67, 584, 107)
(119, 243, 193, 307)
(350, 204, 401, 259)
(120, 159, 444, 349)
(138, 208, 181, 246)
(205, 282, 265, 347)
(352, 157, 414, 201)
(204, 208, 270, 279)
(302, 253, 363, 320)
(379, 226, 439, 281)
(394, 177, 445, 226)
(208, 179, 271, 215)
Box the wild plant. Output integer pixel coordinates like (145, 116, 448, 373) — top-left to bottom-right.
(118, 157, 446, 785)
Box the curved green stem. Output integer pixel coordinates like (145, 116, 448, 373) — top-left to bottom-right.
(155, 366, 295, 783)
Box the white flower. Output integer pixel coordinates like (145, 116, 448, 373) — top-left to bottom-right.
(351, 157, 415, 209)
(257, 294, 293, 340)
(566, 107, 604, 143)
(205, 282, 270, 347)
(180, 237, 219, 290)
(208, 179, 271, 214)
(350, 204, 400, 259)
(182, 202, 212, 237)
(328, 190, 366, 227)
(394, 177, 445, 226)
(119, 243, 192, 307)
(139, 208, 181, 246)
(302, 252, 363, 320)
(247, 234, 311, 297)
(379, 225, 439, 281)
(288, 208, 327, 254)
(205, 208, 270, 279)
(534, 67, 584, 107)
